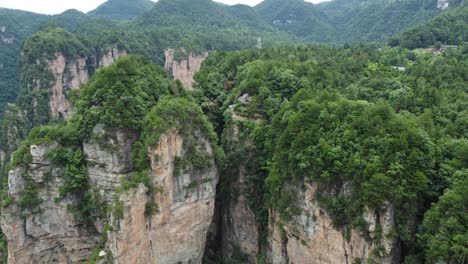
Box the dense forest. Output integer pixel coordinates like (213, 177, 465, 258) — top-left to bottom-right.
(0, 0, 466, 263)
(1, 0, 466, 119)
(194, 45, 467, 263)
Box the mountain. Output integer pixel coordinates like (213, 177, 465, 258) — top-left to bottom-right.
(255, 0, 466, 43)
(1, 0, 466, 119)
(130, 0, 293, 52)
(389, 4, 468, 48)
(255, 0, 337, 42)
(0, 9, 48, 118)
(88, 0, 155, 21)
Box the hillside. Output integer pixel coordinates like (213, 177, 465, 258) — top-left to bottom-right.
(88, 0, 155, 21)
(1, 0, 466, 117)
(255, 0, 337, 42)
(389, 5, 468, 48)
(130, 0, 293, 51)
(0, 9, 48, 118)
(255, 0, 466, 43)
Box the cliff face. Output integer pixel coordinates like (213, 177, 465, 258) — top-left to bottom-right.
(1, 125, 218, 264)
(27, 47, 127, 123)
(266, 182, 399, 264)
(47, 52, 89, 120)
(1, 144, 98, 264)
(46, 48, 128, 120)
(99, 48, 127, 68)
(219, 119, 260, 263)
(107, 131, 218, 263)
(164, 49, 208, 90)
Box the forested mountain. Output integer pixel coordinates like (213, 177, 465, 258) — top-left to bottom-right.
(389, 5, 468, 48)
(256, 0, 466, 42)
(0, 0, 466, 263)
(88, 0, 155, 21)
(0, 9, 48, 118)
(1, 0, 466, 118)
(254, 0, 336, 42)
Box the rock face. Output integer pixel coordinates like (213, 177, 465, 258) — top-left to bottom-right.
(221, 164, 260, 262)
(30, 47, 126, 122)
(107, 131, 218, 264)
(164, 49, 208, 90)
(220, 120, 260, 263)
(84, 125, 138, 202)
(0, 144, 98, 264)
(1, 127, 218, 264)
(47, 52, 89, 120)
(266, 182, 399, 264)
(99, 47, 127, 68)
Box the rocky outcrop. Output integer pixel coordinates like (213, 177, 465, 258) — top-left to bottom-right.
(31, 47, 126, 122)
(1, 126, 219, 264)
(0, 144, 98, 264)
(267, 182, 399, 264)
(107, 130, 218, 264)
(164, 49, 208, 90)
(84, 125, 138, 202)
(99, 47, 127, 68)
(46, 52, 89, 120)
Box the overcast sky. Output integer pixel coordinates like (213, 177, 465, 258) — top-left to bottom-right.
(0, 0, 326, 15)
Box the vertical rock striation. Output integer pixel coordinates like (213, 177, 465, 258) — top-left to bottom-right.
(266, 183, 400, 264)
(99, 48, 127, 68)
(107, 130, 218, 264)
(164, 49, 208, 90)
(0, 144, 99, 264)
(47, 52, 89, 120)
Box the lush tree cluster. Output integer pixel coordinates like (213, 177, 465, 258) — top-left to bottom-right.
(195, 44, 467, 262)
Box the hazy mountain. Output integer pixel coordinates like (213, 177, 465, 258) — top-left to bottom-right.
(88, 0, 155, 21)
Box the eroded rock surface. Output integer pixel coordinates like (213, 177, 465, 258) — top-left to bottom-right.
(267, 183, 399, 264)
(164, 49, 208, 90)
(0, 144, 98, 264)
(99, 47, 127, 68)
(47, 53, 89, 120)
(108, 131, 218, 264)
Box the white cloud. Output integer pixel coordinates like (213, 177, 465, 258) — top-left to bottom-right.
(0, 0, 328, 15)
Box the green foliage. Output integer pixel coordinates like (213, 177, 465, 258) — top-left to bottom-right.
(21, 27, 89, 63)
(74, 55, 171, 136)
(88, 0, 155, 21)
(418, 178, 468, 263)
(196, 45, 467, 262)
(46, 147, 88, 198)
(18, 174, 42, 215)
(0, 231, 7, 264)
(390, 6, 468, 49)
(140, 97, 217, 152)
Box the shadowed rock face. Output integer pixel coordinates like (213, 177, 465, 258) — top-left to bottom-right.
(164, 49, 208, 90)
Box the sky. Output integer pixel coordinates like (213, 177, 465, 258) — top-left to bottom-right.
(0, 0, 326, 15)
